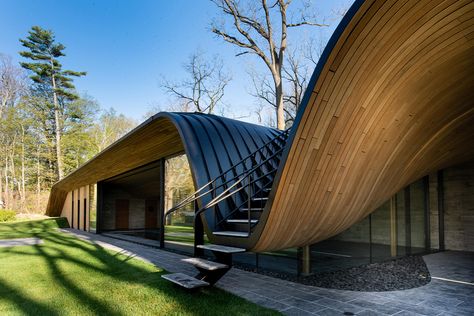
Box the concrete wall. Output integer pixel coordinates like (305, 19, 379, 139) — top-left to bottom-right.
(101, 185, 156, 231)
(429, 161, 474, 251)
(443, 161, 474, 251)
(333, 186, 424, 247)
(429, 173, 440, 249)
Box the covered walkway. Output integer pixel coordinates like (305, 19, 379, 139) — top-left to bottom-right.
(62, 228, 473, 315)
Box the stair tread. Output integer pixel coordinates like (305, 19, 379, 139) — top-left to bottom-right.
(227, 219, 258, 224)
(161, 273, 209, 289)
(252, 197, 268, 201)
(197, 243, 246, 253)
(240, 207, 264, 211)
(182, 257, 228, 270)
(213, 231, 249, 237)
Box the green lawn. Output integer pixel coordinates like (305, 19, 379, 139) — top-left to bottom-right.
(165, 225, 212, 245)
(0, 219, 279, 316)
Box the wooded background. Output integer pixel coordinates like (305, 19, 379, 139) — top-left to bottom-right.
(0, 1, 345, 214)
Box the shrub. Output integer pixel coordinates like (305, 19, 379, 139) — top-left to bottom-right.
(0, 210, 16, 222)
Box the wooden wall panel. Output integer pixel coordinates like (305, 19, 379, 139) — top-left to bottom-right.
(253, 0, 474, 251)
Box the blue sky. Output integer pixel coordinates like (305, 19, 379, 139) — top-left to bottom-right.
(0, 0, 352, 122)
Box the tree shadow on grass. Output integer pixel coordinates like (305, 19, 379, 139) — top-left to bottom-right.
(0, 277, 60, 316)
(0, 218, 277, 316)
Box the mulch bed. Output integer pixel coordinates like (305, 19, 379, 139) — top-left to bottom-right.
(235, 255, 431, 291)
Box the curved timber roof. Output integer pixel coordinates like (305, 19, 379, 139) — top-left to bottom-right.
(46, 113, 280, 220)
(252, 0, 474, 251)
(47, 0, 474, 252)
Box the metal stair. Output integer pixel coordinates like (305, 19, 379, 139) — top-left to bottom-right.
(161, 244, 245, 288)
(162, 129, 289, 288)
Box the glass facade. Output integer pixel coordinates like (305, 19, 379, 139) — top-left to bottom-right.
(92, 152, 431, 276)
(309, 177, 429, 274)
(232, 177, 430, 275)
(163, 154, 195, 254)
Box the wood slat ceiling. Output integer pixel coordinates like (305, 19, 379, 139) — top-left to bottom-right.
(46, 116, 184, 215)
(46, 113, 280, 220)
(253, 0, 474, 251)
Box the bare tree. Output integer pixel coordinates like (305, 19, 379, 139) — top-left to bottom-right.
(281, 48, 309, 125)
(0, 55, 27, 210)
(0, 54, 26, 118)
(248, 43, 318, 127)
(211, 0, 326, 130)
(91, 108, 137, 152)
(161, 52, 231, 114)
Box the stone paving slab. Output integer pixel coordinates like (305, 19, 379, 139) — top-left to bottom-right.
(60, 229, 474, 316)
(0, 237, 43, 247)
(424, 251, 474, 284)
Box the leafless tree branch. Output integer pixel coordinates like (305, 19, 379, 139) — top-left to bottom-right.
(211, 0, 326, 129)
(161, 52, 231, 114)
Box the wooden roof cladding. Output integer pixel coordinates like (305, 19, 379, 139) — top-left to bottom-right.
(46, 116, 184, 215)
(252, 0, 474, 251)
(46, 112, 280, 217)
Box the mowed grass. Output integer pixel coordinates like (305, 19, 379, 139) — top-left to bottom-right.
(0, 219, 279, 316)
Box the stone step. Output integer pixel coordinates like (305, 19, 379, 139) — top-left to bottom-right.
(197, 243, 246, 253)
(181, 257, 228, 271)
(161, 273, 209, 289)
(213, 231, 249, 238)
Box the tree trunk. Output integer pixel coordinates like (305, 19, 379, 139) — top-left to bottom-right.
(4, 155, 9, 209)
(50, 63, 64, 180)
(36, 146, 41, 211)
(20, 124, 26, 211)
(0, 166, 3, 209)
(274, 74, 285, 130)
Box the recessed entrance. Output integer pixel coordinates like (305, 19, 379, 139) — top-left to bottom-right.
(98, 161, 161, 241)
(96, 154, 199, 254)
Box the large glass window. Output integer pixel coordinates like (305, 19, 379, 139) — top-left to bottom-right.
(410, 180, 427, 253)
(312, 216, 371, 273)
(164, 154, 195, 254)
(309, 177, 429, 274)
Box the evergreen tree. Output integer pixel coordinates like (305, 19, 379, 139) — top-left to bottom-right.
(19, 26, 86, 180)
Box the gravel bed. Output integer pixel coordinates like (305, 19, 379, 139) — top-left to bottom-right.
(234, 255, 431, 292)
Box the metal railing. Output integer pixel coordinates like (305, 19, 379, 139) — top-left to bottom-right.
(198, 143, 285, 236)
(164, 128, 290, 237)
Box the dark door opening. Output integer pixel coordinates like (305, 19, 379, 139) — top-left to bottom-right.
(98, 161, 162, 243)
(145, 199, 158, 229)
(115, 199, 129, 230)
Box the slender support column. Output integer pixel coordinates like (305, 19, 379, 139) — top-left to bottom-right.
(437, 170, 445, 251)
(390, 196, 397, 257)
(423, 176, 431, 251)
(369, 214, 373, 263)
(194, 200, 204, 257)
(71, 190, 74, 229)
(404, 187, 411, 255)
(159, 159, 165, 249)
(301, 245, 312, 276)
(96, 182, 103, 233)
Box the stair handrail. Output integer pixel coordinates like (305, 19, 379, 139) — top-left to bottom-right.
(164, 129, 289, 218)
(194, 142, 286, 236)
(199, 147, 284, 211)
(214, 170, 274, 227)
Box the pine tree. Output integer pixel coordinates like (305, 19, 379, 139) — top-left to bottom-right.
(19, 26, 86, 180)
